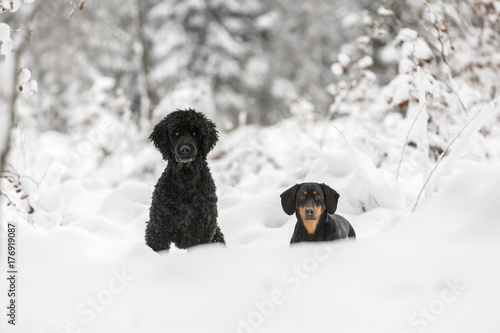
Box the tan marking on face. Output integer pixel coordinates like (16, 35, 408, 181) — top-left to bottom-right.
(303, 191, 307, 195)
(313, 191, 317, 195)
(298, 204, 325, 234)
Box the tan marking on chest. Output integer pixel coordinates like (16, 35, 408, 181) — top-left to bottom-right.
(297, 204, 325, 234)
(302, 219, 320, 234)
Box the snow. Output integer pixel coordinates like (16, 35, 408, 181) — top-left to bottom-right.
(391, 29, 434, 74)
(377, 6, 394, 17)
(154, 78, 216, 121)
(2, 1, 500, 332)
(243, 57, 269, 90)
(0, 22, 13, 160)
(0, 23, 13, 58)
(2, 113, 500, 332)
(255, 11, 280, 31)
(331, 62, 344, 77)
(358, 55, 373, 69)
(1, 162, 499, 332)
(337, 52, 351, 68)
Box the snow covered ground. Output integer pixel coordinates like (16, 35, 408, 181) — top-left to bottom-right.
(1, 114, 500, 333)
(2, 2, 500, 332)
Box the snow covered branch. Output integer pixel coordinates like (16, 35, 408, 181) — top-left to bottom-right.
(413, 93, 500, 211)
(0, 2, 40, 222)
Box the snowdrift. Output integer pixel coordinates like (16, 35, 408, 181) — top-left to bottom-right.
(2, 158, 499, 333)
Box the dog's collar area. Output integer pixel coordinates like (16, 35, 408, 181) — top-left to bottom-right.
(302, 219, 320, 234)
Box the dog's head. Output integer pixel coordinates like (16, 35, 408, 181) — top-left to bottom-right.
(150, 108, 219, 163)
(280, 183, 339, 224)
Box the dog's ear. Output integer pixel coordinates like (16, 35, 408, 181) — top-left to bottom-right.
(200, 114, 219, 157)
(322, 183, 339, 214)
(149, 117, 172, 161)
(280, 184, 298, 215)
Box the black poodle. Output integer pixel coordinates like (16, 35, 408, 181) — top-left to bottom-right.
(145, 108, 225, 251)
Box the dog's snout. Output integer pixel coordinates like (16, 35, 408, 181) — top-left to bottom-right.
(305, 206, 314, 216)
(176, 139, 197, 163)
(180, 145, 191, 154)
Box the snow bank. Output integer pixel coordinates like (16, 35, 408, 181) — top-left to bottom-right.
(1, 154, 499, 333)
(2, 81, 499, 332)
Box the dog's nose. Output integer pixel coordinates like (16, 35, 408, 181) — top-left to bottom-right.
(305, 207, 314, 216)
(180, 146, 191, 154)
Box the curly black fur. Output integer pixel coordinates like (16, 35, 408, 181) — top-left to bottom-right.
(145, 109, 225, 251)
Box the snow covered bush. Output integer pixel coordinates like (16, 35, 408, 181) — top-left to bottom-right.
(0, 1, 40, 223)
(207, 0, 500, 215)
(325, 1, 500, 210)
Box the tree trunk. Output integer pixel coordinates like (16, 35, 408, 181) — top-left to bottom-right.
(132, 0, 153, 130)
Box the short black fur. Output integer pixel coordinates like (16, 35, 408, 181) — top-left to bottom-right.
(281, 183, 356, 244)
(145, 109, 225, 251)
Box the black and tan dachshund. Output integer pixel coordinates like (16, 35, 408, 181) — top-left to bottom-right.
(281, 183, 356, 244)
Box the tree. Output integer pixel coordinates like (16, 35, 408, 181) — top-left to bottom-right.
(0, 0, 43, 263)
(146, 0, 383, 127)
(145, 0, 273, 127)
(132, 0, 153, 129)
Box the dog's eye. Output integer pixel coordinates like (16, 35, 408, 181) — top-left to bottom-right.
(192, 131, 197, 136)
(175, 132, 180, 137)
(298, 195, 305, 201)
(315, 195, 321, 201)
